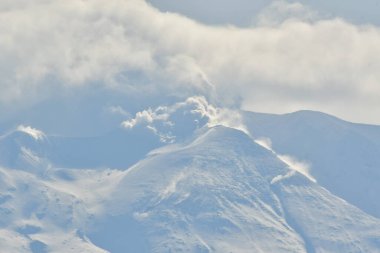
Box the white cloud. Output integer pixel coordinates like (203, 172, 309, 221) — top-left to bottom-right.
(122, 109, 165, 129)
(122, 96, 248, 142)
(255, 0, 320, 26)
(107, 106, 131, 117)
(1, 0, 380, 124)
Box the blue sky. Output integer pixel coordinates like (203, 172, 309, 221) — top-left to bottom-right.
(149, 0, 380, 26)
(1, 0, 380, 135)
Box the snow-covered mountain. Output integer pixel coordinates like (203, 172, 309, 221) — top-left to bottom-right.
(1, 102, 380, 252)
(0, 126, 163, 172)
(88, 126, 380, 253)
(244, 110, 380, 219)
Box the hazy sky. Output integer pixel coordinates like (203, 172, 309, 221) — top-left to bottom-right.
(149, 0, 380, 27)
(1, 0, 380, 134)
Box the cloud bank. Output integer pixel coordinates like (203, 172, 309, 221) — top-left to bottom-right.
(1, 0, 380, 124)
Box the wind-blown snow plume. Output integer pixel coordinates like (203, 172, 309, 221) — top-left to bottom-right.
(16, 125, 46, 141)
(255, 137, 316, 183)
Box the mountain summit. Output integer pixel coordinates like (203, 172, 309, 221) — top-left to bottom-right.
(1, 111, 380, 252)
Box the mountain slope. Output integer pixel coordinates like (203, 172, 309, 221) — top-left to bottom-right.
(88, 126, 380, 252)
(0, 126, 162, 171)
(1, 122, 380, 252)
(243, 110, 380, 218)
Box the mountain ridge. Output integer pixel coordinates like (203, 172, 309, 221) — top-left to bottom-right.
(1, 110, 380, 252)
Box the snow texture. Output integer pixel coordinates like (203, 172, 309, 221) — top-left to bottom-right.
(0, 109, 380, 252)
